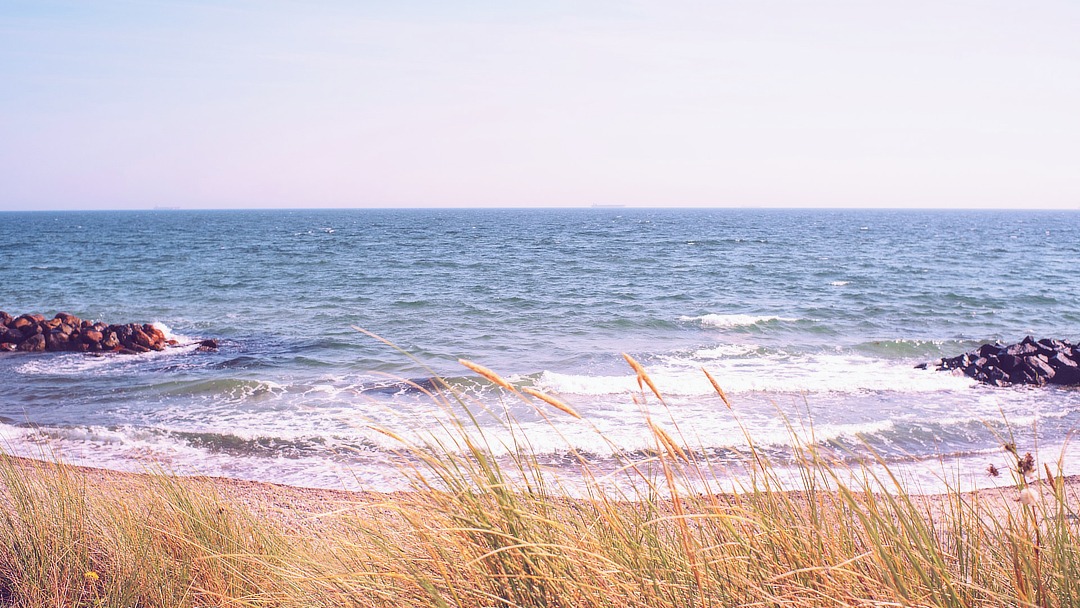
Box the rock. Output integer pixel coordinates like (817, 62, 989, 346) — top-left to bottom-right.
(1049, 353, 1078, 370)
(102, 332, 120, 350)
(45, 329, 73, 351)
(1028, 357, 1056, 383)
(1050, 366, 1080, 385)
(1006, 342, 1039, 357)
(0, 326, 22, 343)
(17, 334, 46, 352)
(131, 328, 153, 349)
(929, 337, 1080, 387)
(53, 313, 79, 328)
(0, 312, 211, 356)
(82, 328, 104, 344)
(196, 339, 219, 352)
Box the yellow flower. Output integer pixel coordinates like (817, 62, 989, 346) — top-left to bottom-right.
(84, 570, 100, 582)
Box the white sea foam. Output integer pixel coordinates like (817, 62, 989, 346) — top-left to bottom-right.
(679, 314, 797, 328)
(693, 344, 761, 358)
(12, 322, 201, 376)
(151, 322, 196, 345)
(538, 352, 976, 397)
(830, 280, 850, 286)
(0, 421, 404, 492)
(14, 342, 202, 376)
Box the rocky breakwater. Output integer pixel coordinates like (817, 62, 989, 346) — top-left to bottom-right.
(0, 311, 186, 354)
(923, 336, 1080, 387)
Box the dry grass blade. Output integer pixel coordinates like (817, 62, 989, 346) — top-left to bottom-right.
(521, 387, 582, 419)
(701, 367, 731, 409)
(622, 353, 664, 404)
(458, 358, 515, 391)
(649, 420, 689, 463)
(370, 426, 409, 444)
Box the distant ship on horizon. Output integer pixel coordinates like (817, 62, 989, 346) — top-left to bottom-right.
(590, 204, 626, 208)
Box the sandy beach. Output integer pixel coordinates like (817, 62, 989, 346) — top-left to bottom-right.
(6, 454, 1077, 532)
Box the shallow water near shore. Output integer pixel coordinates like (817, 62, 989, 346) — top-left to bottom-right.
(1, 208, 1079, 493)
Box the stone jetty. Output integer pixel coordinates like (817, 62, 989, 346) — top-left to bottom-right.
(923, 336, 1080, 387)
(1, 311, 177, 354)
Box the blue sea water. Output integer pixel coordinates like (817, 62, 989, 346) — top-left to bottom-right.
(1, 208, 1078, 492)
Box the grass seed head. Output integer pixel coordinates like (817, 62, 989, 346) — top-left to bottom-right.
(522, 387, 582, 419)
(458, 359, 515, 391)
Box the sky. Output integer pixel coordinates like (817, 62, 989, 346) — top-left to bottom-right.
(1, 1, 1078, 210)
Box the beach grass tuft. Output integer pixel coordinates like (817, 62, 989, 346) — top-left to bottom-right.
(1, 354, 1078, 607)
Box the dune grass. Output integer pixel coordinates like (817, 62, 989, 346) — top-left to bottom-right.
(1, 355, 1078, 607)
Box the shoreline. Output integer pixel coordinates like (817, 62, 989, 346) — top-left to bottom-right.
(6, 453, 1077, 525)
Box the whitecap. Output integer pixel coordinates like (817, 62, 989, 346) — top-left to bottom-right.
(679, 314, 797, 328)
(537, 352, 976, 397)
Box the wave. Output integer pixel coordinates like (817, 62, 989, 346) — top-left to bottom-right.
(159, 378, 288, 402)
(679, 314, 798, 328)
(14, 345, 202, 378)
(851, 338, 976, 359)
(536, 352, 976, 396)
(0, 421, 406, 491)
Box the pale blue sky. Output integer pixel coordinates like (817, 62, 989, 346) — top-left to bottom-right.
(2, 1, 1078, 210)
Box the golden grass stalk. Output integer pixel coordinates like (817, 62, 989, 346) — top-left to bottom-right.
(622, 353, 664, 404)
(648, 420, 689, 464)
(458, 358, 515, 391)
(521, 386, 582, 419)
(701, 367, 731, 409)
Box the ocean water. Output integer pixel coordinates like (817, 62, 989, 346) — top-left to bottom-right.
(1, 208, 1078, 493)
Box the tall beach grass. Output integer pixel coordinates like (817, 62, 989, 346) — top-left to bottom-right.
(1, 352, 1077, 607)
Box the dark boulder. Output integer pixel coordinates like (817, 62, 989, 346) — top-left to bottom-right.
(82, 328, 104, 345)
(102, 331, 120, 350)
(0, 326, 23, 343)
(1050, 352, 1078, 370)
(926, 337, 1080, 387)
(1051, 366, 1080, 385)
(1, 312, 208, 356)
(17, 334, 46, 352)
(196, 339, 219, 352)
(45, 328, 73, 351)
(130, 328, 153, 349)
(53, 312, 80, 326)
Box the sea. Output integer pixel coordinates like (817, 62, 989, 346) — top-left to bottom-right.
(1, 208, 1078, 494)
